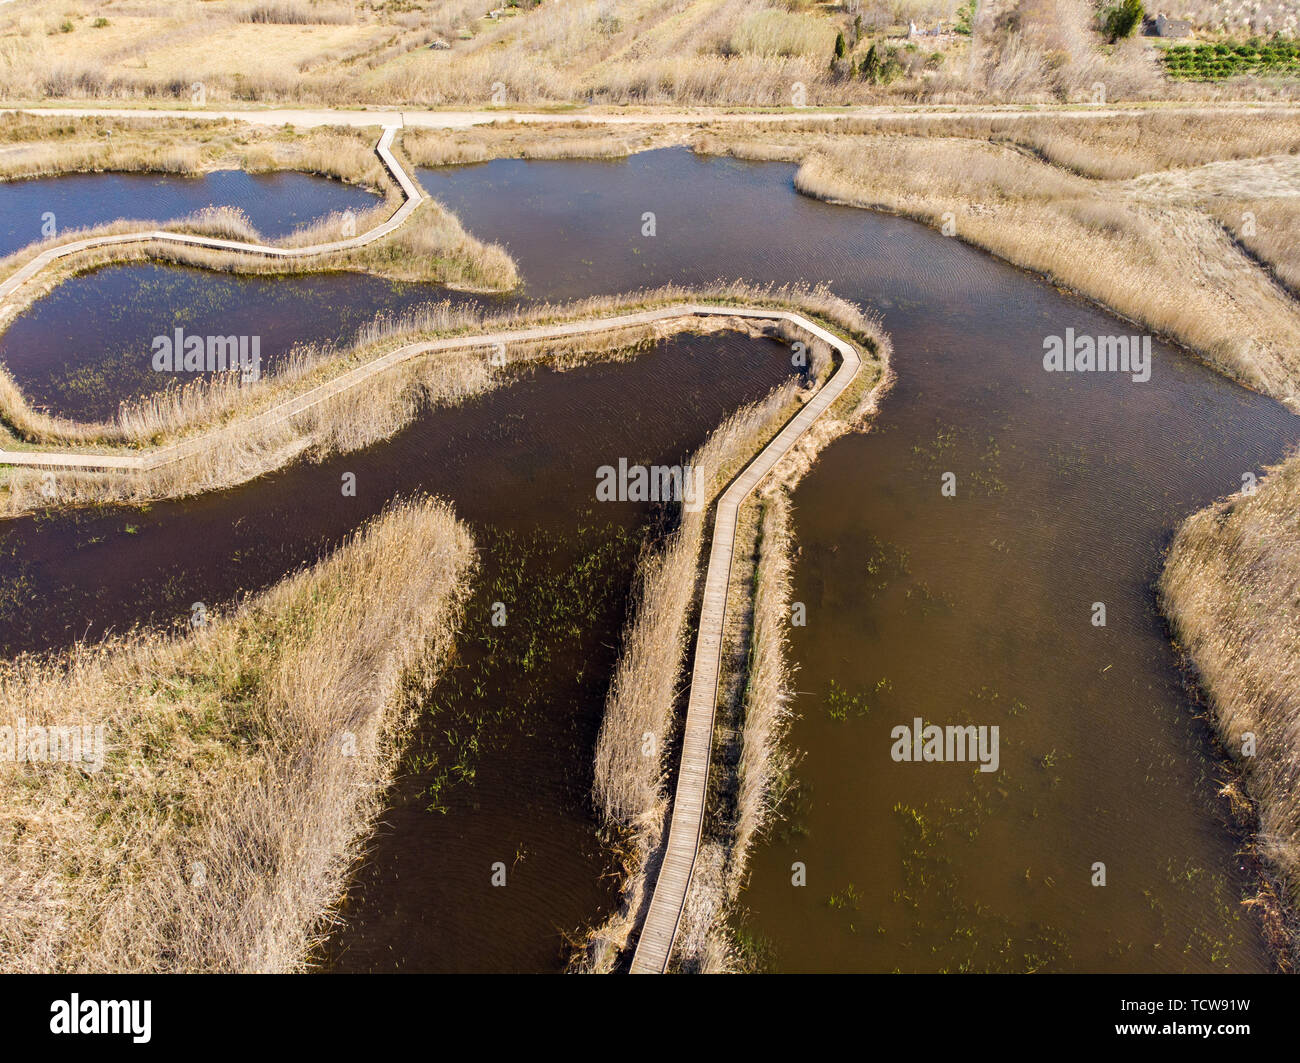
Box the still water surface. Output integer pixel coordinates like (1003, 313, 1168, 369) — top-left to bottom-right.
(0, 169, 377, 256)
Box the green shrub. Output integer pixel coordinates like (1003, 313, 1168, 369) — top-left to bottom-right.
(1101, 0, 1143, 43)
(860, 42, 903, 84)
(955, 0, 976, 35)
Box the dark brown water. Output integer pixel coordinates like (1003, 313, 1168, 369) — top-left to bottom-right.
(423, 149, 1299, 972)
(0, 171, 397, 422)
(0, 169, 378, 257)
(0, 329, 797, 971)
(2, 147, 1296, 971)
(0, 264, 483, 421)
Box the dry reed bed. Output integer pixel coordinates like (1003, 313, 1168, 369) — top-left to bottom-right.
(1212, 196, 1300, 297)
(401, 121, 684, 167)
(671, 326, 892, 973)
(736, 110, 1300, 179)
(0, 496, 477, 972)
(0, 283, 873, 515)
(0, 113, 390, 186)
(1160, 459, 1300, 967)
(61, 0, 1300, 106)
(577, 293, 892, 973)
(6, 0, 1268, 106)
(0, 117, 399, 282)
(770, 134, 1300, 404)
(727, 119, 1300, 958)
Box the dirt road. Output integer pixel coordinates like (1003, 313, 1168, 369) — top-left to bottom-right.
(8, 101, 1300, 132)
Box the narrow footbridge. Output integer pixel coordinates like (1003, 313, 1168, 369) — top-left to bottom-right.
(629, 309, 862, 974)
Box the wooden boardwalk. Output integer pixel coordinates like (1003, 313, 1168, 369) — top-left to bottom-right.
(629, 309, 862, 974)
(0, 127, 424, 313)
(0, 305, 857, 479)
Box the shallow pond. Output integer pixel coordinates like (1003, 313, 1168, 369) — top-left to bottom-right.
(0, 330, 798, 972)
(0, 264, 482, 422)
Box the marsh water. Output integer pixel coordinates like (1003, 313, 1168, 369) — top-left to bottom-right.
(1, 265, 450, 421)
(0, 169, 378, 256)
(2, 149, 1296, 971)
(0, 171, 381, 421)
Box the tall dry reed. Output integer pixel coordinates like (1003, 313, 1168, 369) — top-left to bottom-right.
(1161, 456, 1300, 965)
(0, 496, 477, 972)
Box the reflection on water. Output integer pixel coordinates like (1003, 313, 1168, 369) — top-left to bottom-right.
(1, 147, 1296, 970)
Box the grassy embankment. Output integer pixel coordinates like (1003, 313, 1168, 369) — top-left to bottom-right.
(0, 496, 477, 971)
(1157, 170, 1300, 964)
(400, 121, 684, 166)
(1160, 464, 1300, 964)
(0, 112, 389, 183)
(577, 289, 892, 973)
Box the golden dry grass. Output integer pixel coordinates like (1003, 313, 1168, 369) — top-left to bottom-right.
(401, 120, 682, 167)
(781, 110, 1300, 179)
(1161, 458, 1300, 966)
(3, 0, 1287, 105)
(1213, 196, 1300, 296)
(0, 495, 477, 972)
(763, 133, 1300, 403)
(0, 114, 389, 187)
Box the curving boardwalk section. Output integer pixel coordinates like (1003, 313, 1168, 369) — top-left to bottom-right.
(0, 304, 856, 476)
(629, 309, 862, 974)
(0, 127, 424, 310)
